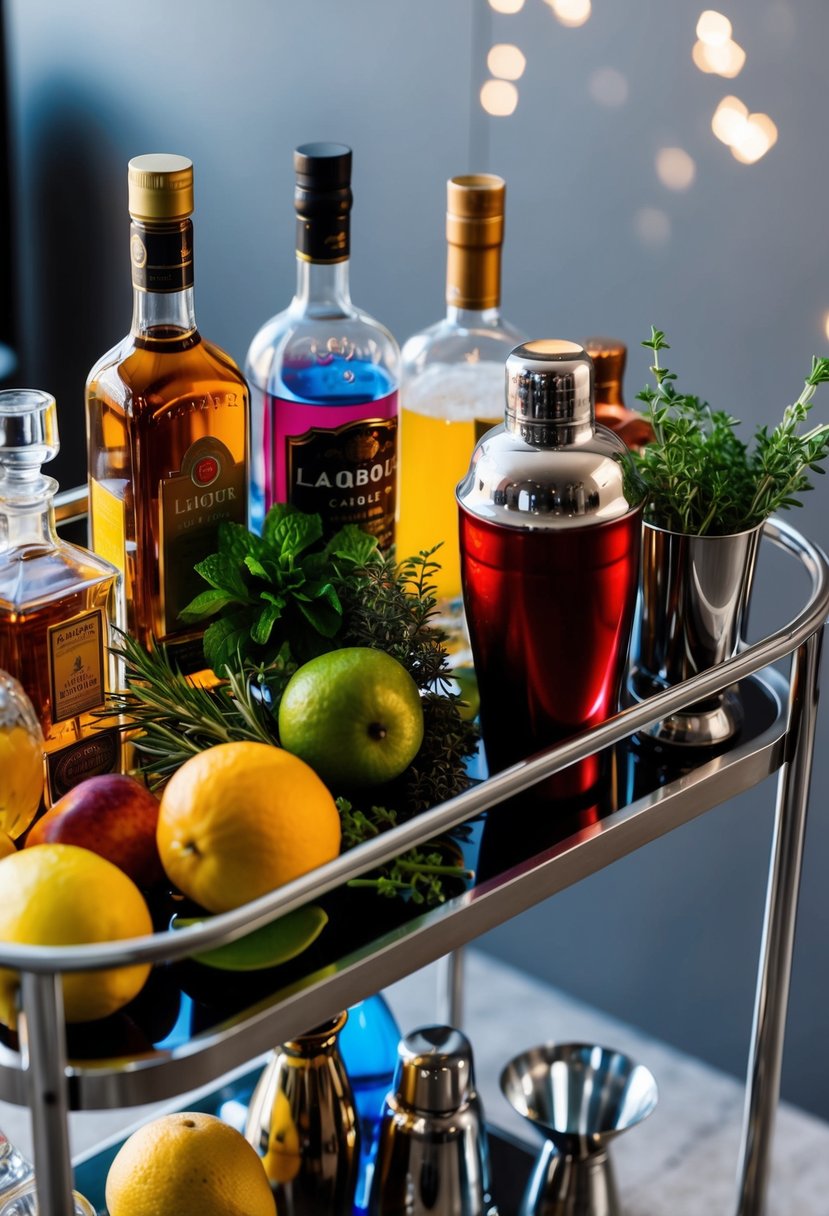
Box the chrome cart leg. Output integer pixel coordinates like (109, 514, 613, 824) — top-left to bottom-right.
(436, 948, 465, 1028)
(735, 629, 824, 1216)
(19, 970, 75, 1216)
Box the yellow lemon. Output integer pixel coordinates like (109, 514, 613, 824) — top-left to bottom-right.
(106, 1111, 275, 1216)
(0, 844, 152, 1029)
(157, 742, 341, 913)
(0, 724, 44, 840)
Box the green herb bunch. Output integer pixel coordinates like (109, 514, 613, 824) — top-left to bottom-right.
(106, 508, 479, 902)
(634, 328, 829, 535)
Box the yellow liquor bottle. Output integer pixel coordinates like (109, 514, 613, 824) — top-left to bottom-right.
(86, 155, 249, 674)
(398, 175, 525, 629)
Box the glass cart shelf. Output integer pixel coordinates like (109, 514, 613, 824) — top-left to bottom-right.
(2, 501, 827, 1216)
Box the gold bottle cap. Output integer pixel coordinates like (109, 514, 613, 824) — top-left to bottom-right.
(446, 174, 506, 310)
(128, 154, 194, 221)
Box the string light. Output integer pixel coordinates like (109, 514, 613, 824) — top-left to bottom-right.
(711, 95, 749, 144)
(823, 313, 829, 344)
(692, 38, 746, 77)
(711, 98, 777, 163)
(480, 79, 519, 116)
(488, 0, 525, 12)
(487, 44, 527, 80)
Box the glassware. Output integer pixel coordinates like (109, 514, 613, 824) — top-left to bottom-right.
(244, 1011, 360, 1215)
(246, 142, 399, 548)
(0, 390, 120, 804)
(0, 1180, 95, 1215)
(457, 341, 642, 797)
(339, 994, 400, 1214)
(398, 174, 525, 652)
(0, 671, 43, 838)
(0, 1132, 32, 1197)
(86, 153, 249, 675)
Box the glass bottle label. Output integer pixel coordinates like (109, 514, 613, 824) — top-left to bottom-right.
(159, 435, 247, 634)
(130, 221, 194, 293)
(266, 389, 398, 551)
(46, 728, 121, 802)
(47, 609, 107, 723)
(90, 477, 127, 575)
(285, 414, 397, 550)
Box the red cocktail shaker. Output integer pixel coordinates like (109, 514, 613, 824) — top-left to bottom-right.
(457, 340, 642, 797)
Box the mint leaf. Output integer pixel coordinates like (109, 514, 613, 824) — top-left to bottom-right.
(203, 611, 250, 675)
(251, 603, 283, 645)
(178, 588, 241, 624)
(218, 520, 265, 564)
(244, 554, 270, 580)
(262, 504, 323, 562)
(194, 553, 250, 600)
(295, 595, 342, 638)
(325, 524, 378, 565)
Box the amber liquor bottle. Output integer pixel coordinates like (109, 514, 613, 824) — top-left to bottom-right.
(0, 391, 120, 803)
(86, 154, 249, 673)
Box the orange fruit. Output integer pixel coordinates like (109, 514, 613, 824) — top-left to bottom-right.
(0, 843, 152, 1028)
(105, 1111, 275, 1216)
(0, 830, 16, 860)
(157, 742, 341, 913)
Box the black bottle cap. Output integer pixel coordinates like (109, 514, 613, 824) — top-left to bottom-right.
(294, 142, 352, 190)
(293, 142, 352, 263)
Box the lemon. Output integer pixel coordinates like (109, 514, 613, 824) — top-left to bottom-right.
(106, 1111, 275, 1216)
(278, 647, 425, 787)
(0, 844, 152, 1028)
(157, 742, 341, 913)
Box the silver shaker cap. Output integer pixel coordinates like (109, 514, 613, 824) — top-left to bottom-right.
(394, 1025, 475, 1114)
(506, 340, 593, 443)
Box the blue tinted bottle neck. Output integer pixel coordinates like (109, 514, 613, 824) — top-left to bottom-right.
(293, 259, 353, 317)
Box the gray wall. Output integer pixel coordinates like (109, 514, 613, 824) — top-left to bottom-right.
(7, 0, 829, 1117)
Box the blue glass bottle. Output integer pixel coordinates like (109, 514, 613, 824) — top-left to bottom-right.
(339, 993, 401, 1215)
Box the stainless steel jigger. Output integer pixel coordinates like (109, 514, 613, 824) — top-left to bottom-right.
(500, 1043, 657, 1216)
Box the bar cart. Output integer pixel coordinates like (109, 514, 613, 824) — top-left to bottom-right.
(0, 495, 826, 1216)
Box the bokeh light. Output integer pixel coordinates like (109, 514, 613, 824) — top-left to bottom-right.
(711, 95, 749, 144)
(696, 10, 733, 45)
(730, 114, 778, 163)
(548, 0, 592, 28)
(488, 0, 525, 13)
(635, 208, 671, 248)
(692, 38, 746, 77)
(655, 147, 697, 191)
(588, 67, 629, 107)
(823, 312, 829, 344)
(480, 79, 519, 116)
(487, 43, 527, 80)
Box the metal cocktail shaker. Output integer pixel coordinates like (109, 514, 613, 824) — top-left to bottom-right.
(457, 340, 642, 797)
(369, 1025, 497, 1216)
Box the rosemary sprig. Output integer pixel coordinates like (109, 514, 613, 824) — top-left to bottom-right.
(104, 630, 278, 786)
(337, 799, 473, 906)
(634, 328, 829, 535)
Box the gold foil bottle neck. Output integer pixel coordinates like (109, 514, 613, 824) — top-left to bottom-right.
(446, 173, 506, 311)
(128, 154, 194, 222)
(583, 337, 627, 407)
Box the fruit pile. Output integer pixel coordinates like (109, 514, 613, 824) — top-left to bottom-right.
(0, 641, 455, 1030)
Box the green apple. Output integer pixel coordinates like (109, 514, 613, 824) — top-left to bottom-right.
(278, 647, 424, 788)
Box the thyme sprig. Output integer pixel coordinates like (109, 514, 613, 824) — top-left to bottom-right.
(338, 799, 473, 906)
(634, 327, 829, 535)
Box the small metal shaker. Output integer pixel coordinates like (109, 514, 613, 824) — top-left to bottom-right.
(243, 1011, 360, 1215)
(369, 1025, 498, 1216)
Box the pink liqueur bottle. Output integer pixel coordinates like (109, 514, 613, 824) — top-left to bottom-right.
(246, 143, 400, 548)
(457, 340, 642, 797)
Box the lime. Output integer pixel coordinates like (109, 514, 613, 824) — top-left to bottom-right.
(278, 647, 424, 788)
(171, 905, 328, 971)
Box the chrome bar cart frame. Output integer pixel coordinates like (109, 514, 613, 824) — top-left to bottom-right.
(2, 509, 826, 1216)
